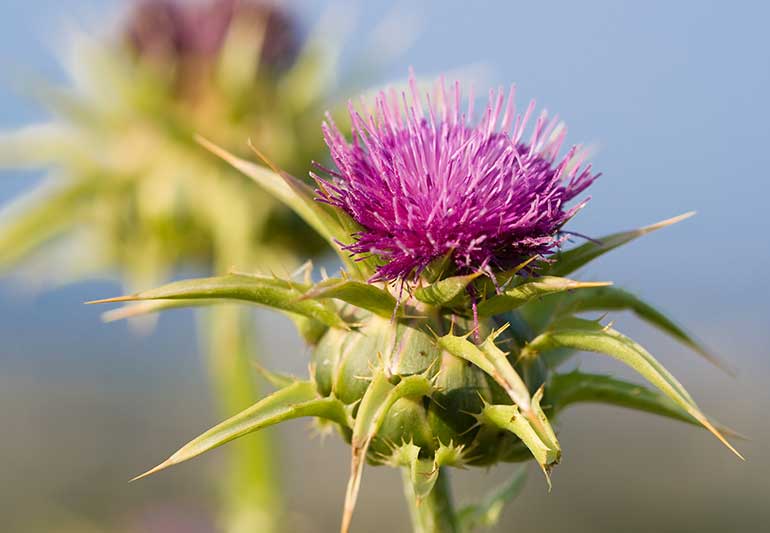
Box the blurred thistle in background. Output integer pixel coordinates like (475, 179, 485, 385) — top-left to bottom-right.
(0, 0, 375, 531)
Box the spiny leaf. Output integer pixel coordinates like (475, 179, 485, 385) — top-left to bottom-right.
(522, 317, 742, 459)
(437, 329, 561, 464)
(557, 286, 732, 374)
(131, 381, 349, 481)
(477, 403, 557, 485)
(434, 441, 470, 468)
(409, 458, 440, 502)
(530, 386, 559, 458)
(414, 272, 481, 307)
(437, 330, 530, 410)
(197, 136, 326, 235)
(101, 299, 218, 322)
(457, 466, 527, 532)
(477, 277, 611, 317)
(548, 371, 698, 425)
(103, 298, 332, 345)
(303, 277, 398, 318)
(387, 442, 440, 501)
(548, 212, 695, 277)
(342, 372, 433, 533)
(197, 136, 377, 279)
(391, 441, 469, 506)
(88, 273, 348, 329)
(547, 371, 744, 440)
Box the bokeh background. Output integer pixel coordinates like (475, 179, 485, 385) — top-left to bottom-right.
(1, 1, 768, 532)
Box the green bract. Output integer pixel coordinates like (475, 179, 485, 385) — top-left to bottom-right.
(94, 146, 740, 533)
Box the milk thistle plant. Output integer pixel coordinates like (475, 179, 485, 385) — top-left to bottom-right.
(0, 1, 377, 531)
(94, 74, 741, 532)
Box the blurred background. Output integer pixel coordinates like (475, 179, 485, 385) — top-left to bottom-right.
(1, 1, 768, 532)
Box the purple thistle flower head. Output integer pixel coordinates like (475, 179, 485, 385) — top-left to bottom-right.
(315, 73, 600, 283)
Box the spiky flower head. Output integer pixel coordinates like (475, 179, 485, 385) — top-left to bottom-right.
(316, 74, 599, 282)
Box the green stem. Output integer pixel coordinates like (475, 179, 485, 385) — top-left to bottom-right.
(402, 467, 460, 533)
(204, 305, 281, 533)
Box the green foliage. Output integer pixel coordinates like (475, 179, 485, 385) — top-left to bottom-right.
(415, 272, 481, 307)
(555, 285, 731, 372)
(476, 277, 611, 317)
(547, 371, 698, 425)
(93, 198, 739, 532)
(302, 277, 398, 318)
(133, 380, 350, 481)
(89, 273, 348, 329)
(522, 316, 741, 458)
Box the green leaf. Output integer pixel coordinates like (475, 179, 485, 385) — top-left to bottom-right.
(100, 299, 219, 322)
(197, 136, 377, 279)
(437, 328, 561, 465)
(303, 277, 398, 318)
(197, 136, 325, 235)
(547, 371, 698, 426)
(392, 443, 440, 502)
(558, 286, 732, 373)
(131, 381, 350, 481)
(457, 466, 527, 532)
(88, 273, 348, 329)
(343, 371, 433, 533)
(101, 298, 331, 346)
(414, 272, 481, 307)
(360, 375, 434, 440)
(437, 329, 530, 410)
(548, 212, 694, 277)
(410, 458, 440, 502)
(477, 277, 611, 317)
(530, 386, 559, 458)
(391, 441, 470, 505)
(522, 317, 742, 459)
(477, 403, 557, 484)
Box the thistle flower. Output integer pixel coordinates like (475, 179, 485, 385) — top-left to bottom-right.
(316, 75, 599, 282)
(95, 73, 740, 533)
